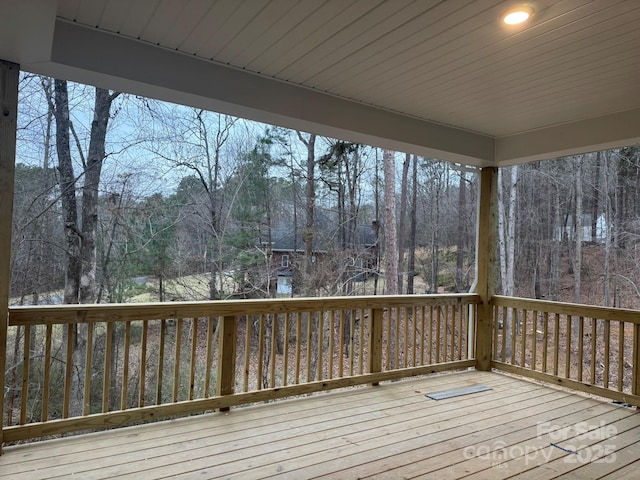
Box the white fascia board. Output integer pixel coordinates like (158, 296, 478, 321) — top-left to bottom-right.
(26, 20, 494, 167)
(495, 108, 640, 166)
(0, 0, 56, 64)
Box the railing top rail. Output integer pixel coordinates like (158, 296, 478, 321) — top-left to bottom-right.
(9, 293, 481, 326)
(491, 295, 640, 324)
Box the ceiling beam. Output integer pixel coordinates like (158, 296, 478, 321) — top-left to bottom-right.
(495, 108, 640, 166)
(27, 20, 495, 167)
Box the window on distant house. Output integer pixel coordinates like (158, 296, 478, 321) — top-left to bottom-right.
(282, 255, 290, 268)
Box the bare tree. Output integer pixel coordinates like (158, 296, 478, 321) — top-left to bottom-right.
(498, 165, 518, 351)
(297, 131, 316, 295)
(397, 153, 410, 293)
(406, 155, 418, 294)
(383, 149, 398, 295)
(573, 156, 583, 304)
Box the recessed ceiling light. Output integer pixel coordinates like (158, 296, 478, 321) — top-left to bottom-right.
(502, 5, 534, 25)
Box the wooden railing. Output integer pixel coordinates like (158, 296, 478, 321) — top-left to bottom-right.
(3, 294, 479, 443)
(491, 295, 640, 406)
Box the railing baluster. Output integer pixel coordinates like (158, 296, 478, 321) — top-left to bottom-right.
(449, 305, 455, 362)
(403, 307, 409, 368)
(358, 309, 364, 375)
(319, 310, 326, 380)
(457, 304, 463, 361)
(283, 313, 290, 386)
(414, 306, 420, 366)
(577, 316, 584, 382)
(542, 311, 548, 372)
(42, 324, 52, 421)
(492, 305, 498, 362)
(435, 306, 441, 363)
(296, 313, 302, 383)
(157, 319, 166, 405)
(510, 308, 517, 365)
(83, 323, 94, 415)
(501, 306, 507, 362)
(349, 309, 355, 376)
(20, 324, 30, 425)
(385, 308, 390, 370)
(243, 315, 251, 392)
(173, 318, 183, 402)
(553, 313, 560, 376)
(121, 320, 131, 409)
(604, 320, 610, 389)
(531, 311, 538, 371)
(257, 314, 265, 390)
(520, 309, 527, 367)
(270, 313, 278, 388)
(63, 323, 73, 419)
(103, 322, 114, 413)
(370, 308, 382, 381)
(618, 321, 624, 392)
(389, 307, 400, 369)
(307, 312, 313, 382)
(189, 318, 198, 400)
(204, 317, 215, 397)
(565, 315, 571, 379)
(633, 323, 640, 396)
(451, 304, 455, 362)
(590, 318, 597, 385)
(139, 320, 148, 407)
(327, 310, 334, 380)
(427, 306, 433, 364)
(443, 306, 448, 363)
(420, 306, 425, 365)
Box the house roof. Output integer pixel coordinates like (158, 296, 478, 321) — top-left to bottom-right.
(2, 1, 639, 167)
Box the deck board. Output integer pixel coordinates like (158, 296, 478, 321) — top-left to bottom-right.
(1, 370, 638, 479)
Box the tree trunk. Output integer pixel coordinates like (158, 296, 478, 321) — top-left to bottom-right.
(79, 88, 119, 304)
(574, 157, 583, 304)
(591, 151, 601, 242)
(407, 155, 418, 294)
(397, 153, 410, 293)
(498, 166, 518, 352)
(551, 181, 561, 300)
(298, 132, 316, 295)
(382, 150, 398, 295)
(373, 150, 381, 295)
(53, 80, 81, 305)
(603, 151, 613, 306)
(455, 171, 467, 292)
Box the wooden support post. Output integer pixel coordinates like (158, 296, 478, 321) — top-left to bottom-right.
(0, 60, 19, 455)
(216, 315, 236, 411)
(475, 167, 498, 371)
(369, 307, 383, 385)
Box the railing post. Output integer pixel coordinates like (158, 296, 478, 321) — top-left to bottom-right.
(217, 315, 236, 411)
(369, 307, 383, 385)
(475, 167, 498, 371)
(0, 60, 19, 455)
(633, 323, 640, 397)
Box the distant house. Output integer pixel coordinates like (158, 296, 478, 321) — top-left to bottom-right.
(261, 222, 379, 293)
(564, 213, 608, 243)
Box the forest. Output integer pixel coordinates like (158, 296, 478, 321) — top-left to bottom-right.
(11, 75, 640, 309)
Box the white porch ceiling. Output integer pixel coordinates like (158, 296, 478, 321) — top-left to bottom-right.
(1, 0, 639, 167)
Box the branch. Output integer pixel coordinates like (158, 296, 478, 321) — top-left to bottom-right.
(69, 121, 87, 169)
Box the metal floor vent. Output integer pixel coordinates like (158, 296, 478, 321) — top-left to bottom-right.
(425, 385, 492, 400)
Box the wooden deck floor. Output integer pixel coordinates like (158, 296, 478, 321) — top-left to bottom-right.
(2, 370, 639, 479)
